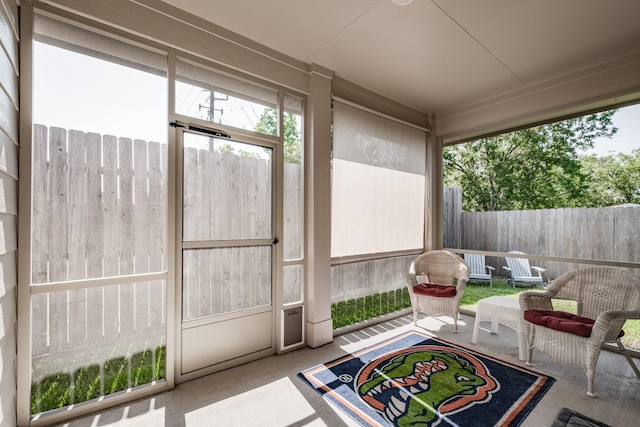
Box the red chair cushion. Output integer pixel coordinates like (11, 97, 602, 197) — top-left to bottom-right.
(524, 309, 625, 338)
(413, 283, 457, 298)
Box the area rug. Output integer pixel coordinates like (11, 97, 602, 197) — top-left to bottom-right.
(551, 408, 611, 427)
(298, 330, 555, 427)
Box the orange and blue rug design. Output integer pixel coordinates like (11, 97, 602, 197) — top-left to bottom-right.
(298, 331, 554, 426)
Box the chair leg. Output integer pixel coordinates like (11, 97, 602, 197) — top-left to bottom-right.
(616, 339, 640, 381)
(413, 310, 418, 326)
(453, 312, 458, 333)
(586, 369, 596, 397)
(525, 324, 535, 366)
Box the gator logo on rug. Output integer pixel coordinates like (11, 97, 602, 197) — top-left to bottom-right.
(355, 345, 498, 426)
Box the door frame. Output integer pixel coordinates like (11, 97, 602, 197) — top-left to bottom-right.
(174, 123, 282, 383)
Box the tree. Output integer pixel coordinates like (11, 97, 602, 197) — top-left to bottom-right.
(444, 111, 617, 211)
(580, 149, 640, 206)
(255, 108, 302, 164)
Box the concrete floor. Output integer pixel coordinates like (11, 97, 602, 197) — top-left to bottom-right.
(54, 313, 640, 427)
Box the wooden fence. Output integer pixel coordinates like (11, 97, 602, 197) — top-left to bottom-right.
(31, 125, 168, 372)
(444, 186, 640, 279)
(30, 125, 304, 372)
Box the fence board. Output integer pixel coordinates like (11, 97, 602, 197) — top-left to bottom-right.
(86, 132, 103, 279)
(67, 130, 88, 348)
(118, 138, 136, 339)
(229, 153, 242, 239)
(220, 247, 232, 313)
(185, 147, 201, 318)
(148, 141, 165, 327)
(102, 135, 120, 342)
(284, 162, 302, 259)
(85, 133, 104, 346)
(211, 247, 222, 315)
(48, 128, 69, 353)
(134, 139, 151, 333)
(48, 127, 68, 282)
(196, 149, 211, 316)
(210, 150, 222, 240)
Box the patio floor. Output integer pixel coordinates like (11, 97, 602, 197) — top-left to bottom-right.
(56, 313, 640, 426)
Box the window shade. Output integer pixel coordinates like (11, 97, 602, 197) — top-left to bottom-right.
(331, 100, 426, 257)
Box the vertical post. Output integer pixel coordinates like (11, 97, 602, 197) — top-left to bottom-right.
(426, 119, 441, 251)
(17, 2, 33, 425)
(305, 64, 333, 347)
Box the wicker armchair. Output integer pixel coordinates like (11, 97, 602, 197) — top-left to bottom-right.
(406, 250, 470, 332)
(519, 267, 640, 397)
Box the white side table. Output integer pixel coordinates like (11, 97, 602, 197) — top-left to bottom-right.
(471, 295, 526, 360)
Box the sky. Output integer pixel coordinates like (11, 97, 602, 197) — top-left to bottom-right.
(33, 42, 168, 144)
(583, 103, 640, 156)
(33, 41, 639, 158)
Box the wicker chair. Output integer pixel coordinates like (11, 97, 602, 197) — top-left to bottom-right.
(406, 250, 470, 332)
(519, 267, 640, 397)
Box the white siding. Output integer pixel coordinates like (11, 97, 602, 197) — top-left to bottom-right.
(0, 0, 18, 426)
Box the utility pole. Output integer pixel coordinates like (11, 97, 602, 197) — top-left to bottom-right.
(199, 90, 228, 150)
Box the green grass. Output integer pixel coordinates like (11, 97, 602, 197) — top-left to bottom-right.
(331, 288, 411, 329)
(460, 278, 522, 311)
(331, 278, 640, 351)
(73, 364, 101, 403)
(31, 345, 166, 414)
(35, 372, 71, 413)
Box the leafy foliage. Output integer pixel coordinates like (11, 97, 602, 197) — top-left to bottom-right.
(255, 108, 302, 164)
(580, 149, 640, 206)
(444, 111, 618, 211)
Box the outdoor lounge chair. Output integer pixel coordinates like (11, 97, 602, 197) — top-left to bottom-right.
(464, 253, 495, 287)
(519, 266, 640, 397)
(502, 251, 545, 288)
(406, 250, 470, 332)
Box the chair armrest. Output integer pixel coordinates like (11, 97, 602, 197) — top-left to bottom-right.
(531, 266, 546, 277)
(455, 276, 469, 293)
(502, 266, 512, 272)
(406, 273, 418, 287)
(485, 266, 495, 272)
(591, 310, 640, 343)
(519, 290, 554, 311)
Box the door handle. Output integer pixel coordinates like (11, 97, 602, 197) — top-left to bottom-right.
(272, 237, 279, 245)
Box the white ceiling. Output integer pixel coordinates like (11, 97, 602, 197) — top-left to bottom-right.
(160, 0, 640, 115)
